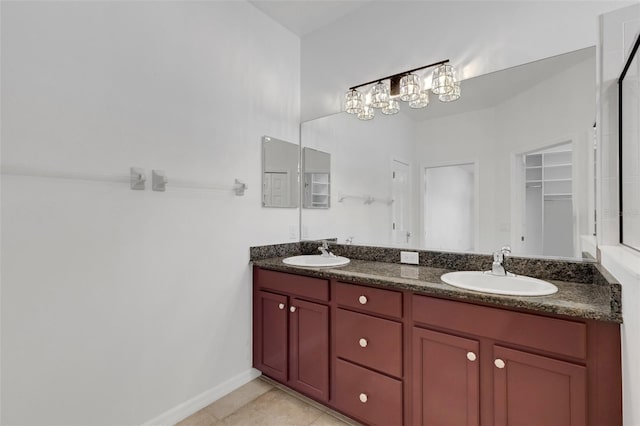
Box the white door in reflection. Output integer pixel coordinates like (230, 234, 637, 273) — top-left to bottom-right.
(263, 172, 290, 207)
(423, 163, 475, 251)
(392, 159, 412, 245)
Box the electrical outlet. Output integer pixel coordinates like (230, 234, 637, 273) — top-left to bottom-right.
(400, 251, 419, 265)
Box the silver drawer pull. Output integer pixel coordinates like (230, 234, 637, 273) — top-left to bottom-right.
(358, 295, 368, 305)
(494, 358, 505, 369)
(359, 393, 368, 403)
(466, 351, 477, 362)
(278, 303, 285, 310)
(359, 338, 368, 348)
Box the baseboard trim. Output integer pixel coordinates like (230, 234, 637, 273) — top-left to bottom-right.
(141, 368, 262, 426)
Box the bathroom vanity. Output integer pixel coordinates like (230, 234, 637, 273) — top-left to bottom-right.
(251, 248, 622, 426)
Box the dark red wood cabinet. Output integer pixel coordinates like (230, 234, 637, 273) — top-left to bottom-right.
(412, 327, 480, 426)
(253, 267, 621, 426)
(253, 268, 330, 402)
(255, 290, 288, 382)
(493, 346, 586, 426)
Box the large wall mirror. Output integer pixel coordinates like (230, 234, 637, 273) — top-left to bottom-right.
(262, 135, 299, 208)
(620, 33, 640, 252)
(300, 47, 597, 260)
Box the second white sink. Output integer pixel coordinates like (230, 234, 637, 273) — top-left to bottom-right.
(440, 271, 558, 296)
(283, 255, 350, 268)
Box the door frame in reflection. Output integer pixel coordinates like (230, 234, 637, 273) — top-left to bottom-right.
(391, 158, 412, 246)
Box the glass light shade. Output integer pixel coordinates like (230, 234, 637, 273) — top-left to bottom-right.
(357, 104, 375, 120)
(370, 81, 390, 108)
(409, 90, 430, 108)
(382, 99, 400, 115)
(400, 73, 421, 101)
(344, 89, 363, 114)
(439, 81, 461, 102)
(431, 64, 455, 95)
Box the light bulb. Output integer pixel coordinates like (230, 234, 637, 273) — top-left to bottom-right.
(382, 99, 400, 115)
(400, 73, 421, 102)
(439, 81, 461, 102)
(409, 90, 430, 108)
(431, 64, 455, 95)
(358, 104, 375, 120)
(344, 89, 363, 114)
(370, 81, 390, 109)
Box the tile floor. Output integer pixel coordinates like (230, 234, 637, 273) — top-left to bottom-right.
(176, 377, 360, 426)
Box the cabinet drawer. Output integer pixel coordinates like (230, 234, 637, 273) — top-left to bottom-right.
(334, 359, 403, 426)
(335, 308, 403, 377)
(335, 281, 402, 318)
(254, 268, 329, 302)
(413, 295, 587, 359)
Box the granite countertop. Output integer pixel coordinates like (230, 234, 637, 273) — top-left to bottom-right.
(252, 257, 622, 323)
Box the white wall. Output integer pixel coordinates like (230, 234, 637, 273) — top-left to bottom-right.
(0, 2, 300, 425)
(301, 1, 631, 121)
(597, 4, 640, 425)
(301, 112, 415, 246)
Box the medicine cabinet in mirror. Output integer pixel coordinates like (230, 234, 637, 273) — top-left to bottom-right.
(262, 136, 299, 208)
(302, 147, 331, 209)
(619, 33, 640, 252)
(300, 47, 598, 260)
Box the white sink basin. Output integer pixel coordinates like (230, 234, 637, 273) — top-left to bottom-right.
(283, 255, 350, 268)
(440, 271, 558, 296)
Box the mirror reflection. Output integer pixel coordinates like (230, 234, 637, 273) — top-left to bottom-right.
(262, 136, 299, 208)
(620, 34, 640, 252)
(303, 147, 331, 209)
(301, 48, 597, 260)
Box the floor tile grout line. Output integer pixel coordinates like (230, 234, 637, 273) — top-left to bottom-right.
(258, 376, 362, 425)
(214, 385, 278, 422)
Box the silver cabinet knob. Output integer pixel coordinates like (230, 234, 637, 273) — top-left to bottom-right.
(278, 303, 285, 310)
(359, 393, 368, 403)
(466, 351, 477, 362)
(358, 295, 368, 305)
(359, 338, 368, 348)
(494, 358, 505, 369)
(289, 306, 296, 313)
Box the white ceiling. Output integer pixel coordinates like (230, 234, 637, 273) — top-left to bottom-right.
(248, 0, 370, 36)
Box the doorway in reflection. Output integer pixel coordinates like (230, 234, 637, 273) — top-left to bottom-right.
(517, 142, 575, 257)
(423, 163, 476, 251)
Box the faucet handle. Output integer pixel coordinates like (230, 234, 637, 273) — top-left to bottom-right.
(501, 246, 511, 255)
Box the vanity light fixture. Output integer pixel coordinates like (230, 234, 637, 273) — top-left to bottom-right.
(439, 80, 461, 102)
(344, 59, 460, 120)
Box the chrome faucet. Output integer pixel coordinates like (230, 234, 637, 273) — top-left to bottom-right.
(318, 240, 334, 257)
(491, 246, 512, 275)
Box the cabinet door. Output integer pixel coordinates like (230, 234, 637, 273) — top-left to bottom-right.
(412, 327, 479, 426)
(254, 290, 288, 382)
(493, 345, 586, 426)
(289, 298, 330, 401)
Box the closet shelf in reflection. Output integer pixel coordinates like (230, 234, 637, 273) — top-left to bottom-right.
(338, 193, 394, 205)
